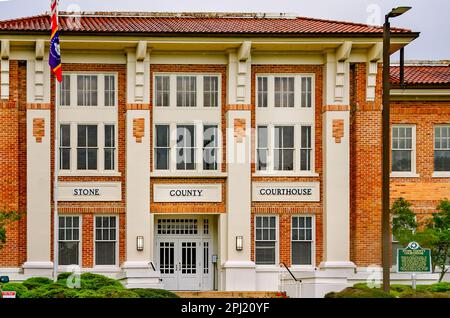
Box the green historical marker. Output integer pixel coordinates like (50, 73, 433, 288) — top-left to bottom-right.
(397, 242, 432, 273)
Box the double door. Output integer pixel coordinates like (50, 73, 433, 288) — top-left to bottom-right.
(157, 238, 212, 290)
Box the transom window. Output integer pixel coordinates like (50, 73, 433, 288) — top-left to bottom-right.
(392, 125, 415, 174)
(292, 216, 314, 266)
(153, 74, 221, 108)
(274, 77, 294, 108)
(256, 75, 313, 108)
(59, 73, 117, 107)
(58, 216, 80, 266)
(256, 125, 313, 173)
(434, 125, 450, 172)
(95, 216, 117, 266)
(177, 76, 197, 107)
(157, 219, 198, 235)
(255, 216, 277, 265)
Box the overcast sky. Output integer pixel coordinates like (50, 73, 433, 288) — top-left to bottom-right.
(0, 0, 448, 61)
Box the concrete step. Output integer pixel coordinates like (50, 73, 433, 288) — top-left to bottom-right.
(175, 291, 288, 298)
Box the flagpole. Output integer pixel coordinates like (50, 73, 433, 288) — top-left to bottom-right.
(52, 3, 60, 282)
(53, 78, 59, 282)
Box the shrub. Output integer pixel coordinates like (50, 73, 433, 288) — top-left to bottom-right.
(97, 285, 139, 298)
(325, 287, 393, 298)
(428, 282, 450, 293)
(64, 289, 105, 298)
(130, 288, 180, 298)
(22, 277, 53, 290)
(79, 273, 124, 290)
(1, 282, 28, 298)
(22, 283, 68, 298)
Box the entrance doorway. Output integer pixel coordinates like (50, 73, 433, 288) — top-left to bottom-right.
(154, 216, 215, 291)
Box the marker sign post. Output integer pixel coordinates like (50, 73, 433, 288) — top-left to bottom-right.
(397, 241, 432, 289)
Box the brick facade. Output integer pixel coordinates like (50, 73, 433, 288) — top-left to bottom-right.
(0, 57, 448, 273)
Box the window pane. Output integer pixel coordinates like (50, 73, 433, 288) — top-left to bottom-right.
(255, 241, 276, 265)
(177, 76, 196, 107)
(155, 76, 170, 107)
(257, 77, 268, 108)
(104, 125, 114, 148)
(60, 75, 71, 106)
(156, 125, 169, 147)
(77, 149, 87, 170)
(95, 242, 116, 265)
(87, 126, 98, 147)
(292, 242, 312, 265)
(104, 75, 115, 106)
(203, 76, 218, 107)
(258, 126, 268, 148)
(59, 242, 79, 265)
(435, 150, 450, 172)
(156, 149, 169, 170)
(87, 148, 98, 170)
(77, 125, 86, 147)
(392, 150, 412, 172)
(284, 126, 294, 148)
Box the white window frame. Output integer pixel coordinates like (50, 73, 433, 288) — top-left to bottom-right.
(153, 122, 222, 175)
(59, 73, 118, 108)
(153, 73, 221, 109)
(255, 73, 316, 177)
(290, 215, 315, 268)
(255, 124, 315, 176)
(58, 122, 118, 175)
(93, 215, 119, 268)
(58, 215, 82, 269)
(256, 74, 314, 109)
(390, 124, 419, 178)
(433, 124, 450, 178)
(254, 215, 279, 267)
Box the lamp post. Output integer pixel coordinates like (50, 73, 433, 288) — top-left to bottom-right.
(382, 6, 411, 293)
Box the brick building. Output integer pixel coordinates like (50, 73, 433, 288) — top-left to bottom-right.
(0, 12, 448, 297)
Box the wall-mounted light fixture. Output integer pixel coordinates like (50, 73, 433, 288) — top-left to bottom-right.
(236, 236, 243, 251)
(137, 236, 144, 251)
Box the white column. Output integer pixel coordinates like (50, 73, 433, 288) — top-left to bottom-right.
(222, 109, 255, 291)
(23, 109, 53, 276)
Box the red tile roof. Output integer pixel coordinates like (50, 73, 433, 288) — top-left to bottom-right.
(390, 65, 450, 86)
(0, 12, 415, 36)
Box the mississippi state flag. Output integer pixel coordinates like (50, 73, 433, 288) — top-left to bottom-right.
(49, 0, 62, 82)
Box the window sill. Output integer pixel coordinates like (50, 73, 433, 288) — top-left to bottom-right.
(150, 171, 227, 178)
(432, 172, 450, 178)
(289, 265, 316, 272)
(390, 172, 420, 178)
(58, 171, 121, 177)
(255, 265, 280, 272)
(253, 172, 319, 178)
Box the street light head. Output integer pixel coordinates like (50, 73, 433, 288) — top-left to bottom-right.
(387, 6, 411, 18)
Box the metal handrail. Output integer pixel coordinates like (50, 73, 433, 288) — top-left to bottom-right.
(279, 262, 302, 283)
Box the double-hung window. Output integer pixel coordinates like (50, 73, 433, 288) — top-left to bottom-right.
(77, 75, 98, 106)
(58, 216, 80, 266)
(104, 125, 115, 170)
(203, 125, 218, 170)
(434, 125, 450, 172)
(274, 126, 294, 171)
(300, 77, 312, 108)
(176, 125, 196, 170)
(95, 216, 117, 266)
(392, 125, 415, 174)
(177, 76, 197, 107)
(77, 125, 98, 170)
(155, 125, 170, 170)
(291, 216, 314, 266)
(255, 216, 277, 265)
(60, 124, 71, 170)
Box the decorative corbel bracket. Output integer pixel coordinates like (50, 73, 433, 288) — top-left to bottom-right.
(366, 43, 382, 101)
(334, 41, 352, 103)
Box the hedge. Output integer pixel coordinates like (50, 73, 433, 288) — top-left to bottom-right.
(0, 273, 179, 298)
